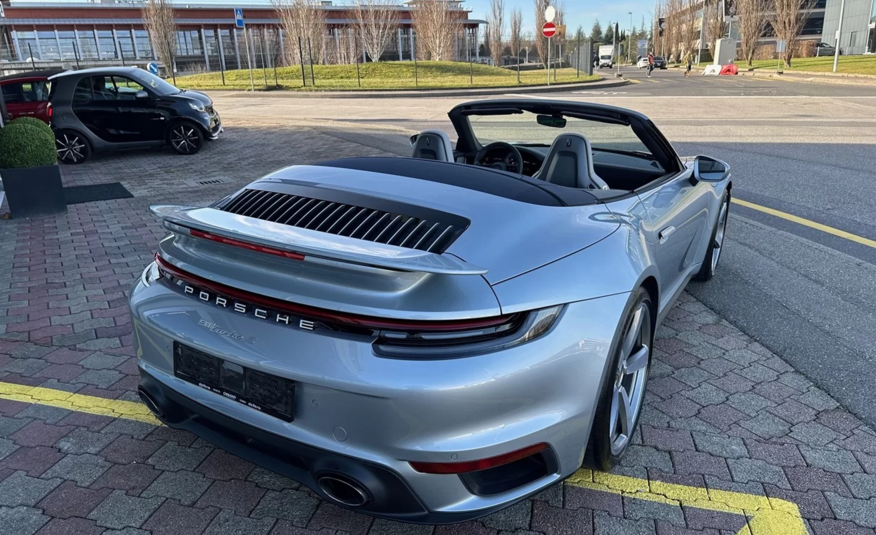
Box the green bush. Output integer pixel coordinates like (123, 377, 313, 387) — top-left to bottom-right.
(0, 118, 57, 169)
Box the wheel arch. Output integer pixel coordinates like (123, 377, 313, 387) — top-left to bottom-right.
(54, 127, 94, 150)
(165, 117, 209, 137)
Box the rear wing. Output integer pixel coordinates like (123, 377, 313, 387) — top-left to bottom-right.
(151, 205, 487, 276)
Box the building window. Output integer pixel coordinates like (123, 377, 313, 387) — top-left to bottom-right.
(97, 30, 116, 59)
(38, 31, 60, 60)
(177, 30, 202, 56)
(58, 31, 77, 59)
(117, 29, 134, 59)
(134, 30, 152, 58)
(78, 31, 99, 59)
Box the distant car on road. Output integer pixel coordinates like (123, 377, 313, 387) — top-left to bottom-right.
(635, 56, 667, 69)
(0, 70, 61, 124)
(48, 66, 222, 164)
(815, 42, 842, 56)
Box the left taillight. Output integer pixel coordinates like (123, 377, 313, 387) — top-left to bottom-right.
(47, 103, 53, 120)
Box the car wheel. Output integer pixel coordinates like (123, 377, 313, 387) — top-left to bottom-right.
(55, 130, 91, 164)
(167, 122, 204, 155)
(585, 287, 653, 471)
(694, 191, 730, 282)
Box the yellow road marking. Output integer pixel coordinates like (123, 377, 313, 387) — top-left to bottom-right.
(732, 198, 876, 249)
(0, 380, 806, 533)
(0, 381, 160, 425)
(567, 470, 808, 535)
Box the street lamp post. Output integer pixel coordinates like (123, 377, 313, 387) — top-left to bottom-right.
(628, 12, 633, 64)
(833, 0, 845, 72)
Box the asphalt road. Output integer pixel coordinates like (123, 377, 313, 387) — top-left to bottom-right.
(210, 70, 876, 428)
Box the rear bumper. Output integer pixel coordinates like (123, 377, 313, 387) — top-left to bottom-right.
(130, 275, 630, 522)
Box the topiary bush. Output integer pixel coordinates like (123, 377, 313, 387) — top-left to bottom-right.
(0, 118, 57, 170)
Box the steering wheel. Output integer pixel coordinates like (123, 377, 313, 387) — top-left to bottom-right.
(473, 142, 524, 175)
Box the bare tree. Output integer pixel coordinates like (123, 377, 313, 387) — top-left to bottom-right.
(509, 8, 522, 63)
(352, 0, 399, 62)
(769, 0, 813, 67)
(703, 0, 726, 50)
(533, 0, 549, 68)
(736, 0, 769, 66)
(678, 0, 699, 61)
(487, 0, 505, 66)
(273, 0, 327, 65)
(142, 0, 177, 82)
(411, 0, 461, 61)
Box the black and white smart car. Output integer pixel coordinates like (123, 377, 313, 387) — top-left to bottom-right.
(48, 67, 221, 164)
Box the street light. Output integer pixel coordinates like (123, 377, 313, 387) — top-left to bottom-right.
(628, 12, 633, 64)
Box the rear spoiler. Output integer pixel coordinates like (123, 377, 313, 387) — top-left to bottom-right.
(151, 205, 487, 276)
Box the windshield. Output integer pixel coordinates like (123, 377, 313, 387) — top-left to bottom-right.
(133, 71, 181, 96)
(468, 112, 651, 155)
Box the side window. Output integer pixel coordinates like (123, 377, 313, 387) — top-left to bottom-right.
(1, 83, 23, 105)
(73, 78, 94, 105)
(110, 76, 146, 100)
(20, 81, 49, 102)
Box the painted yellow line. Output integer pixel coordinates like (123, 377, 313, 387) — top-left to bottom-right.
(567, 470, 807, 535)
(1, 380, 805, 533)
(732, 198, 876, 249)
(0, 381, 160, 425)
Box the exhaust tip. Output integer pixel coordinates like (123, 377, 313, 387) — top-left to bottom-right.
(317, 475, 370, 507)
(138, 387, 164, 419)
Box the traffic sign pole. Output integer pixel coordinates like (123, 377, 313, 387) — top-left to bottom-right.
(547, 38, 551, 85)
(542, 21, 557, 85)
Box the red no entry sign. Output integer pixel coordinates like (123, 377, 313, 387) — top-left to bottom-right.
(542, 22, 556, 38)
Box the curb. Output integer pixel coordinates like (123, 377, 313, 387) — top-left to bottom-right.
(198, 78, 631, 98)
(690, 65, 876, 86)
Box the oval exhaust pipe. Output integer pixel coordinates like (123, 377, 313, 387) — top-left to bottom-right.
(137, 386, 164, 419)
(317, 475, 370, 507)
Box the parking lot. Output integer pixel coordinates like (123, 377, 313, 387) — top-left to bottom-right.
(2, 72, 876, 535)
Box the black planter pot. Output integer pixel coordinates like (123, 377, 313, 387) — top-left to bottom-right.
(0, 165, 67, 219)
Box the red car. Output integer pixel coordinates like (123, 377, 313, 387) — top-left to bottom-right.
(0, 70, 62, 124)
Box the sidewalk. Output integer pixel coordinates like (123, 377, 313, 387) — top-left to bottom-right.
(687, 64, 876, 86)
(1, 124, 875, 535)
(205, 77, 630, 99)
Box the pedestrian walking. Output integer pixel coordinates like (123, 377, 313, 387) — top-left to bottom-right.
(647, 52, 654, 78)
(685, 54, 692, 77)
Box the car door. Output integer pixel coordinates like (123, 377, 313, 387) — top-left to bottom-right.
(109, 75, 165, 142)
(1, 82, 25, 120)
(71, 76, 121, 143)
(1, 81, 48, 122)
(637, 167, 713, 303)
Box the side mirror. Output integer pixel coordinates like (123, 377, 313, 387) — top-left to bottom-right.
(135, 90, 150, 100)
(409, 134, 419, 149)
(693, 155, 729, 182)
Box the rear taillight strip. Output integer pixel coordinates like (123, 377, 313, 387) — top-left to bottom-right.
(154, 254, 516, 332)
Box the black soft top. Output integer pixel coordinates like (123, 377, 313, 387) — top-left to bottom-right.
(316, 157, 600, 207)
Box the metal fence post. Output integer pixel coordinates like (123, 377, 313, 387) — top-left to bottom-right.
(259, 32, 268, 88)
(307, 37, 315, 86)
(298, 36, 306, 87)
(28, 43, 36, 70)
(73, 41, 81, 70)
(355, 32, 362, 88)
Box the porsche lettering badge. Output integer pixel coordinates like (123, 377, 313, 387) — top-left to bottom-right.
(185, 285, 316, 332)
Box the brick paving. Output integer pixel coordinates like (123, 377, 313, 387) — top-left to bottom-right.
(2, 120, 876, 534)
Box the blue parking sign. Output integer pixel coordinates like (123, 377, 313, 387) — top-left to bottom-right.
(147, 62, 159, 75)
(234, 8, 244, 29)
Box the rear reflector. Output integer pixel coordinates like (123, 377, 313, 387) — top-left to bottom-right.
(409, 443, 549, 474)
(189, 228, 306, 261)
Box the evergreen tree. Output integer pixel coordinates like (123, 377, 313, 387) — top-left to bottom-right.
(604, 22, 614, 45)
(589, 20, 603, 44)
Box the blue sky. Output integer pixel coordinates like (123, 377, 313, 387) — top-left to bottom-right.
(463, 0, 654, 37)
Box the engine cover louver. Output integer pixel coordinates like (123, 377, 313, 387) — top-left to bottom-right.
(219, 188, 469, 254)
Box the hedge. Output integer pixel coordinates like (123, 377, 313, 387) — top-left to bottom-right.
(0, 118, 57, 169)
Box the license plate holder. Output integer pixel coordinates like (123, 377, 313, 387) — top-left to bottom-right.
(173, 342, 295, 422)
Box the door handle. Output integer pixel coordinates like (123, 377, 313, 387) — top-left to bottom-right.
(659, 226, 676, 244)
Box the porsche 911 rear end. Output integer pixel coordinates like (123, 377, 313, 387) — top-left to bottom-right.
(130, 162, 628, 523)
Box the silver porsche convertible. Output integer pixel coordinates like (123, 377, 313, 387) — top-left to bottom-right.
(130, 99, 731, 523)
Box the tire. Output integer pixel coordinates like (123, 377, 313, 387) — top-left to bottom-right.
(55, 129, 91, 164)
(585, 287, 654, 471)
(694, 190, 731, 282)
(166, 122, 204, 155)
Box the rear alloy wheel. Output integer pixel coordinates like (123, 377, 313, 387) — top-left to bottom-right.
(55, 130, 90, 164)
(694, 191, 730, 282)
(586, 288, 653, 471)
(167, 123, 204, 155)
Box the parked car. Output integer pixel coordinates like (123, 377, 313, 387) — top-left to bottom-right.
(48, 67, 222, 164)
(815, 42, 842, 56)
(0, 70, 62, 124)
(653, 56, 668, 69)
(132, 98, 731, 523)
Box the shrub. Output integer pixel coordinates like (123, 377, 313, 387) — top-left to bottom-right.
(0, 118, 57, 169)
